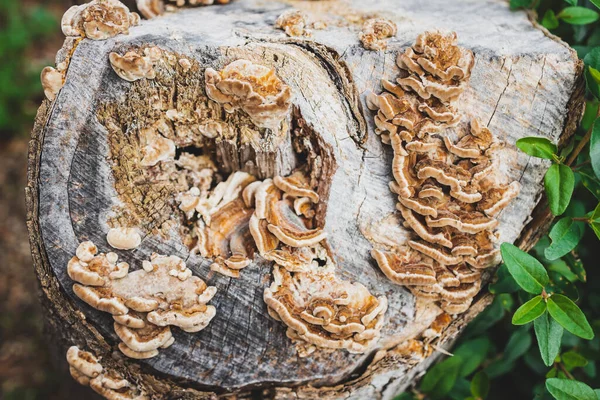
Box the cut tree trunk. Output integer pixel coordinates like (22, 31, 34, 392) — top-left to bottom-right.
(27, 0, 584, 399)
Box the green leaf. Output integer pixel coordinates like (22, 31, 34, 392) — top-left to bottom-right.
(545, 218, 585, 260)
(592, 0, 600, 10)
(558, 7, 600, 25)
(580, 168, 600, 200)
(501, 243, 550, 294)
(564, 253, 586, 282)
(546, 270, 580, 301)
(542, 10, 560, 29)
(562, 351, 588, 370)
(489, 263, 520, 294)
(564, 0, 578, 7)
(534, 312, 564, 367)
(585, 48, 600, 98)
(591, 118, 600, 180)
(517, 137, 558, 160)
(545, 163, 575, 216)
(470, 371, 490, 399)
(420, 356, 462, 399)
(582, 101, 599, 131)
(505, 327, 533, 363)
(454, 337, 491, 377)
(510, 0, 534, 9)
(548, 260, 579, 282)
(547, 295, 595, 340)
(513, 295, 547, 325)
(546, 378, 597, 400)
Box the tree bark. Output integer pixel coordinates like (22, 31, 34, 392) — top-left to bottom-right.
(27, 0, 584, 398)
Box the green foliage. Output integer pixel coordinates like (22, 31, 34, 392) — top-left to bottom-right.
(517, 137, 559, 160)
(547, 295, 594, 340)
(558, 7, 600, 25)
(545, 164, 576, 216)
(545, 218, 585, 260)
(513, 296, 547, 325)
(0, 1, 57, 138)
(501, 243, 549, 294)
(535, 312, 564, 367)
(546, 378, 597, 400)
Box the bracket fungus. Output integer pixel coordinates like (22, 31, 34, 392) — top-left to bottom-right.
(67, 241, 217, 359)
(135, 0, 230, 19)
(62, 0, 140, 40)
(205, 59, 292, 129)
(275, 10, 310, 37)
(359, 18, 397, 51)
(368, 31, 520, 315)
(67, 346, 148, 399)
(109, 47, 162, 82)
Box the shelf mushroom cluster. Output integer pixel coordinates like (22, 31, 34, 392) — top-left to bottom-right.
(136, 0, 231, 19)
(177, 166, 388, 354)
(367, 31, 520, 315)
(67, 241, 217, 359)
(67, 346, 148, 399)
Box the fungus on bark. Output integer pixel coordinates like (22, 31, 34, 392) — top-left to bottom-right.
(66, 346, 148, 399)
(275, 10, 310, 37)
(62, 0, 140, 40)
(67, 242, 217, 358)
(368, 30, 520, 316)
(359, 18, 397, 51)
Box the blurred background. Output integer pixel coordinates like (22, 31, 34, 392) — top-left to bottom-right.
(0, 1, 90, 398)
(2, 1, 600, 399)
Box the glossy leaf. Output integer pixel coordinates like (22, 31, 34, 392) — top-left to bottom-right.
(545, 218, 585, 260)
(534, 312, 563, 367)
(545, 163, 575, 216)
(513, 296, 547, 325)
(501, 243, 549, 294)
(517, 137, 558, 160)
(546, 378, 597, 400)
(558, 7, 600, 25)
(547, 295, 594, 340)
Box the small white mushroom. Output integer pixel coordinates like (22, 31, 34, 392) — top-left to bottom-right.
(107, 227, 141, 250)
(41, 67, 65, 101)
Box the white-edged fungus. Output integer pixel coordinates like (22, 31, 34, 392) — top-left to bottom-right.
(66, 346, 148, 399)
(41, 66, 65, 101)
(368, 30, 520, 318)
(62, 0, 140, 40)
(359, 18, 397, 51)
(275, 10, 310, 37)
(109, 47, 162, 82)
(67, 242, 217, 358)
(205, 59, 292, 129)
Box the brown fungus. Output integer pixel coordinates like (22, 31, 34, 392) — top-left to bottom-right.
(66, 346, 148, 399)
(359, 18, 397, 51)
(275, 10, 310, 37)
(205, 59, 292, 129)
(62, 0, 140, 40)
(369, 31, 520, 317)
(67, 242, 216, 358)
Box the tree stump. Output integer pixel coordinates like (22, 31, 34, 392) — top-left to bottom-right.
(27, 0, 584, 398)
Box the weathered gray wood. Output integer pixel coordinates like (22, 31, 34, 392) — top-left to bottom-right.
(27, 0, 583, 398)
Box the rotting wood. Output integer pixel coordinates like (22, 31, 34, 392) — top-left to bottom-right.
(27, 0, 584, 398)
